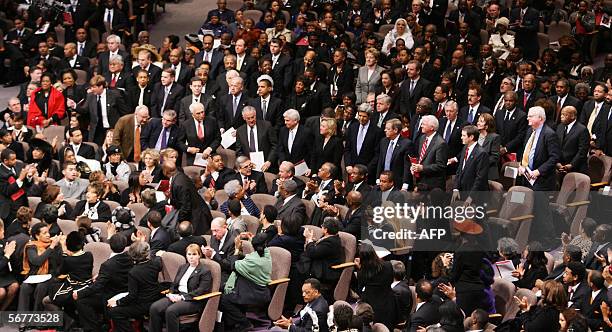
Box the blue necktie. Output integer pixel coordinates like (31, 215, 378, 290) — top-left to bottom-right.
(160, 128, 167, 149)
(384, 140, 394, 170)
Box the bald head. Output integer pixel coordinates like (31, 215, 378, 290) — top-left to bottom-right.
(347, 191, 362, 207)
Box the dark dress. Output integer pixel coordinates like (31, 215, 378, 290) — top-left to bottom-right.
(310, 135, 343, 177)
(513, 263, 549, 290)
(0, 239, 17, 288)
(357, 261, 399, 329)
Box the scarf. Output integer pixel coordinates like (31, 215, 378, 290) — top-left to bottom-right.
(110, 162, 120, 176)
(22, 240, 51, 275)
(224, 248, 272, 294)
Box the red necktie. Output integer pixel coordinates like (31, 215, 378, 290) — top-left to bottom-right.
(523, 93, 529, 109)
(419, 137, 428, 163)
(464, 147, 469, 162)
(197, 122, 204, 139)
(110, 74, 117, 88)
(436, 104, 444, 118)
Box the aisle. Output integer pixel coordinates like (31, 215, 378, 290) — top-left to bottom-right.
(148, 0, 216, 47)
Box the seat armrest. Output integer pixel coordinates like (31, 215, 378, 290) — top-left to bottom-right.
(331, 262, 357, 269)
(486, 209, 498, 215)
(268, 278, 290, 286)
(591, 181, 608, 188)
(193, 291, 222, 301)
(566, 200, 590, 207)
(390, 246, 412, 253)
(161, 289, 170, 294)
(509, 214, 534, 221)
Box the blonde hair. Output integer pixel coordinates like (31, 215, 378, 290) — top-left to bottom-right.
(141, 148, 160, 165)
(320, 118, 337, 136)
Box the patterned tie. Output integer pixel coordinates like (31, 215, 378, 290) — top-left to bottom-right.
(78, 43, 84, 56)
(462, 146, 469, 170)
(523, 92, 529, 109)
(419, 137, 429, 163)
(521, 130, 535, 168)
(587, 104, 600, 134)
(468, 108, 475, 123)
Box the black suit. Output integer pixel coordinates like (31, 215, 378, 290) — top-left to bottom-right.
(275, 195, 307, 225)
(376, 136, 415, 190)
(308, 81, 333, 113)
(60, 55, 91, 71)
(149, 227, 171, 256)
(75, 252, 133, 332)
(61, 143, 96, 161)
(177, 93, 216, 123)
(170, 171, 212, 235)
(447, 9, 481, 35)
(234, 170, 267, 194)
(290, 296, 329, 332)
(399, 77, 434, 117)
(167, 236, 206, 255)
(126, 84, 153, 110)
(75, 40, 97, 58)
(270, 176, 306, 197)
(194, 49, 224, 79)
(576, 286, 607, 331)
(164, 62, 193, 88)
(202, 167, 235, 191)
(0, 163, 32, 222)
(236, 54, 257, 77)
(104, 71, 135, 92)
(210, 231, 236, 280)
(518, 125, 561, 191)
(459, 104, 492, 125)
(372, 111, 401, 129)
(549, 95, 583, 127)
(78, 89, 129, 144)
(132, 64, 162, 84)
(594, 107, 612, 156)
(509, 6, 540, 60)
(393, 280, 414, 325)
(97, 50, 132, 76)
(235, 121, 277, 167)
(141, 119, 182, 154)
(569, 282, 592, 309)
(453, 66, 480, 95)
(149, 262, 212, 332)
(217, 93, 248, 130)
(150, 82, 185, 118)
(415, 133, 448, 190)
(341, 206, 366, 240)
(409, 299, 441, 332)
(304, 235, 343, 283)
(556, 121, 590, 173)
(178, 117, 222, 166)
(87, 6, 129, 37)
(496, 108, 528, 153)
(580, 100, 610, 133)
(277, 125, 314, 166)
(517, 89, 545, 113)
(454, 144, 489, 203)
(248, 96, 284, 129)
(344, 121, 383, 178)
(438, 117, 464, 165)
(264, 53, 294, 96)
(310, 135, 343, 176)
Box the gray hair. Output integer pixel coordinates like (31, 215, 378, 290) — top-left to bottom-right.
(235, 155, 250, 169)
(242, 105, 256, 115)
(229, 76, 244, 85)
(357, 103, 373, 115)
(503, 76, 515, 87)
(224, 54, 237, 62)
(189, 102, 205, 114)
(109, 54, 124, 65)
(224, 179, 242, 198)
(211, 217, 226, 227)
(497, 237, 520, 257)
(422, 115, 439, 130)
(528, 106, 546, 122)
(128, 241, 150, 263)
(106, 34, 121, 44)
(376, 93, 392, 105)
(444, 100, 458, 111)
(574, 82, 591, 94)
(162, 109, 177, 119)
(283, 179, 298, 194)
(283, 109, 300, 122)
(135, 105, 149, 116)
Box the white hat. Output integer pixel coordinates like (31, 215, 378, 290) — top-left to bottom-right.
(256, 74, 274, 87)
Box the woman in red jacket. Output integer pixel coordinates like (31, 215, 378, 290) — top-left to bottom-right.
(27, 72, 66, 130)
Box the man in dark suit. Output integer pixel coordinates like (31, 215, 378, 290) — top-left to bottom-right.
(204, 217, 236, 282)
(446, 22, 480, 58)
(164, 161, 213, 235)
(140, 109, 182, 153)
(177, 77, 216, 123)
(164, 48, 193, 88)
(497, 91, 528, 155)
(60, 43, 91, 72)
(74, 234, 133, 332)
(132, 47, 162, 83)
(391, 261, 414, 326)
(96, 34, 131, 76)
(372, 93, 401, 130)
(0, 129, 25, 162)
(412, 115, 448, 191)
(517, 74, 545, 113)
(194, 34, 224, 79)
(549, 78, 582, 128)
(78, 75, 129, 145)
(376, 118, 415, 191)
(410, 97, 435, 143)
(178, 102, 221, 166)
(1, 18, 34, 87)
(459, 85, 491, 125)
(518, 106, 560, 246)
(481, 58, 504, 109)
(450, 50, 480, 95)
(235, 106, 277, 172)
(273, 278, 329, 332)
(563, 261, 590, 309)
(234, 39, 256, 78)
(446, 0, 481, 35)
(28, 41, 62, 74)
(399, 60, 434, 118)
(453, 125, 489, 204)
(341, 191, 366, 240)
(270, 161, 306, 197)
(74, 28, 97, 58)
(63, 127, 96, 160)
(166, 221, 207, 255)
(593, 99, 612, 157)
(438, 101, 464, 174)
(63, 1, 95, 44)
(233, 155, 268, 194)
(201, 153, 235, 190)
(304, 68, 333, 112)
(217, 76, 248, 132)
(581, 84, 610, 137)
(263, 38, 294, 97)
(147, 211, 171, 255)
(576, 270, 607, 331)
(409, 280, 442, 332)
(150, 68, 185, 118)
(248, 75, 283, 129)
(104, 54, 134, 91)
(508, 0, 540, 60)
(277, 109, 314, 167)
(275, 179, 307, 225)
(127, 69, 153, 110)
(556, 106, 590, 174)
(85, 0, 129, 39)
(344, 104, 383, 180)
(0, 149, 34, 224)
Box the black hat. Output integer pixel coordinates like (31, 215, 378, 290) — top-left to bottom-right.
(108, 145, 121, 155)
(184, 34, 203, 49)
(30, 138, 52, 154)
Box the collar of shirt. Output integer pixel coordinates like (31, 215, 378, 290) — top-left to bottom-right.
(101, 88, 107, 100)
(320, 179, 331, 189)
(592, 289, 602, 299)
(290, 124, 299, 135)
(151, 226, 159, 238)
(284, 193, 296, 205)
(391, 280, 400, 288)
(465, 142, 477, 159)
(261, 95, 270, 103)
(558, 94, 567, 105)
(211, 171, 219, 180)
(415, 302, 425, 312)
(506, 108, 515, 117)
(470, 103, 480, 111)
(566, 120, 576, 133)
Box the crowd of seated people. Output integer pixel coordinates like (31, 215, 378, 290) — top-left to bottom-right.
(1, 0, 612, 330)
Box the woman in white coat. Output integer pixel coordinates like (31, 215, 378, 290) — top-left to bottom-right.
(355, 48, 384, 104)
(382, 18, 414, 55)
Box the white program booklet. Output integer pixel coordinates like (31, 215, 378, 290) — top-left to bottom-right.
(221, 128, 237, 148)
(23, 274, 52, 284)
(495, 260, 518, 282)
(250, 151, 265, 171)
(294, 161, 309, 176)
(194, 153, 208, 167)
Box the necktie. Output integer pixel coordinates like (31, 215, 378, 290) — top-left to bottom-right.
(444, 121, 452, 143)
(197, 122, 204, 139)
(138, 88, 145, 106)
(556, 98, 562, 122)
(105, 9, 112, 31)
(521, 130, 535, 168)
(419, 137, 428, 163)
(262, 99, 268, 119)
(384, 140, 395, 170)
(523, 92, 529, 109)
(134, 125, 141, 162)
(357, 125, 366, 155)
(504, 111, 511, 122)
(462, 146, 469, 170)
(288, 129, 295, 153)
(249, 126, 256, 151)
(205, 52, 211, 63)
(377, 115, 384, 128)
(78, 43, 84, 56)
(160, 127, 167, 149)
(96, 96, 103, 127)
(233, 96, 239, 116)
(587, 104, 600, 134)
(110, 74, 117, 88)
(436, 104, 444, 118)
(468, 108, 475, 123)
(162, 86, 170, 110)
(409, 80, 415, 95)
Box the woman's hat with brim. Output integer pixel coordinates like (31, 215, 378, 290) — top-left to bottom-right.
(184, 34, 203, 49)
(30, 138, 53, 155)
(452, 219, 483, 235)
(132, 43, 162, 62)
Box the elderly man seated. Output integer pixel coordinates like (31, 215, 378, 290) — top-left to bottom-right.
(219, 179, 260, 218)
